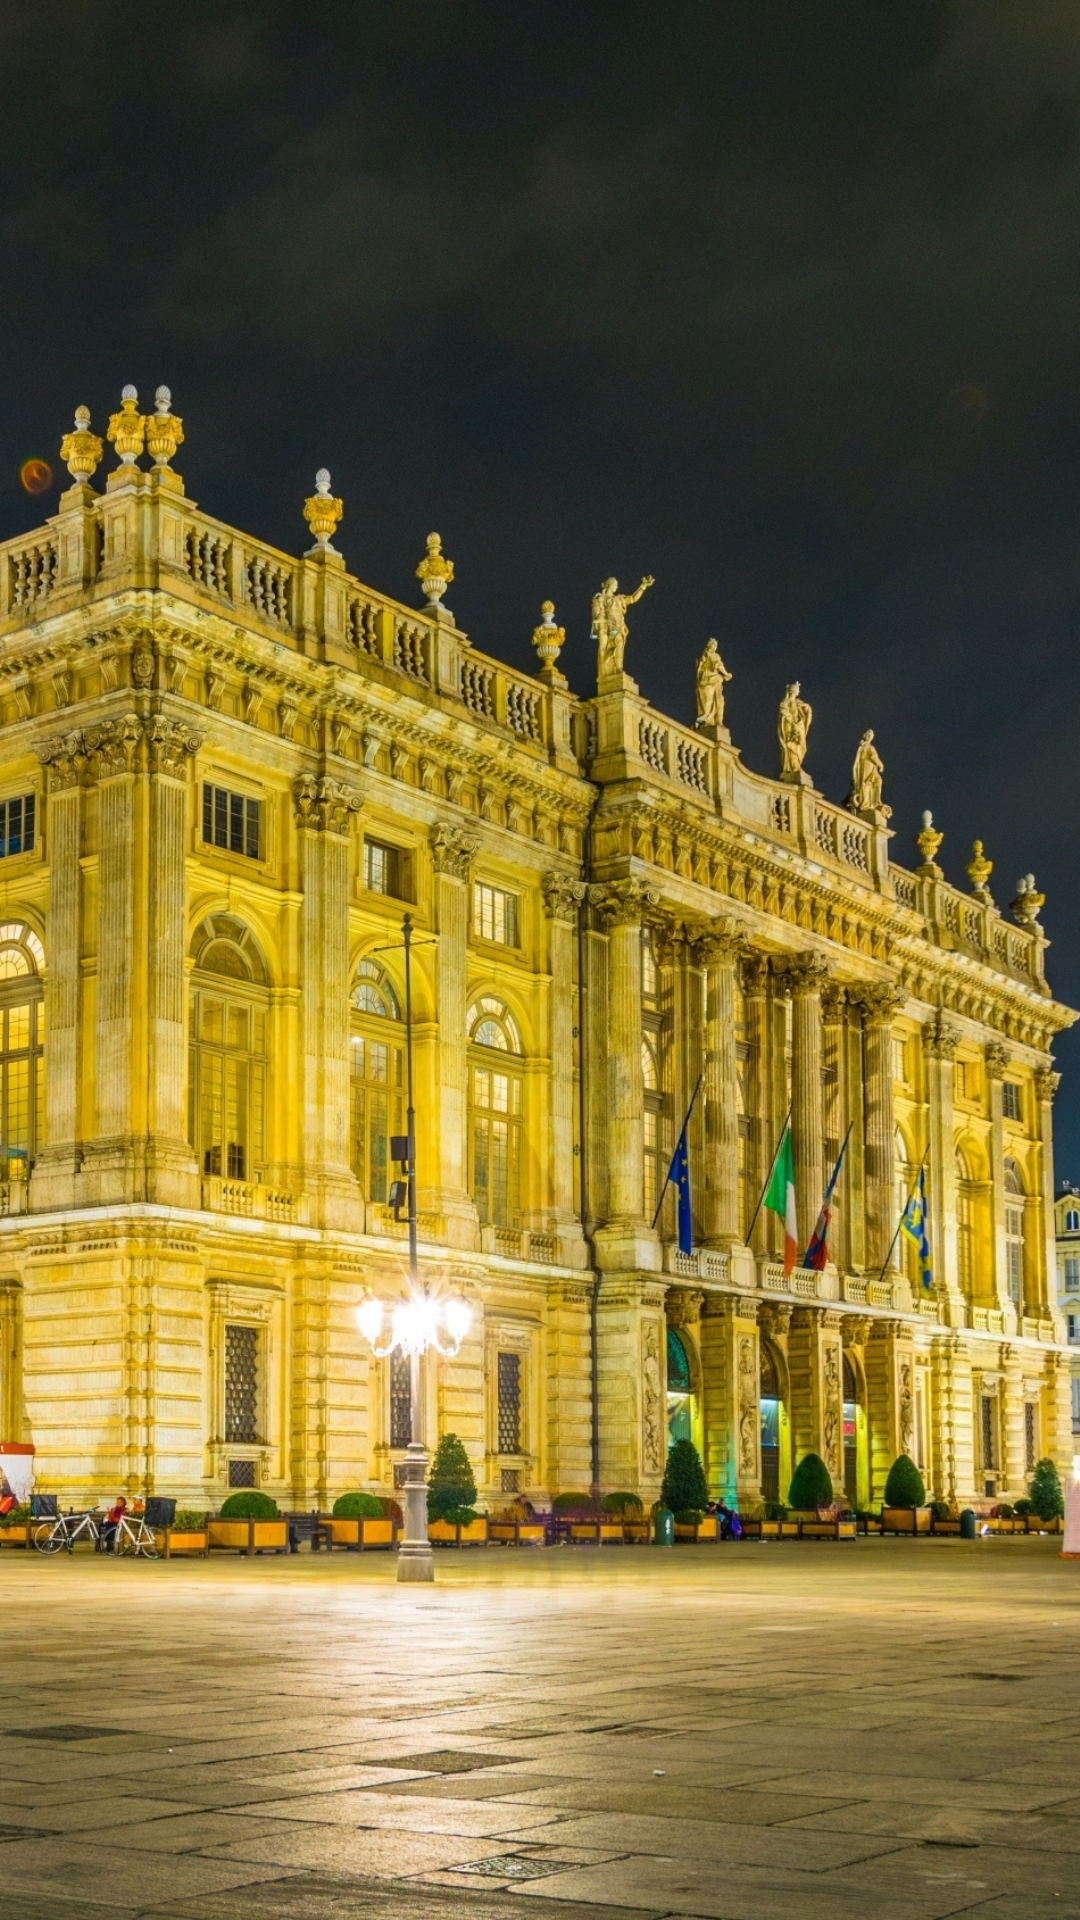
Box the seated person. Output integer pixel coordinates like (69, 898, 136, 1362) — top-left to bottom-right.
(99, 1496, 127, 1552)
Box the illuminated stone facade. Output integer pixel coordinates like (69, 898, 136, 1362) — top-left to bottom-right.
(0, 395, 1073, 1512)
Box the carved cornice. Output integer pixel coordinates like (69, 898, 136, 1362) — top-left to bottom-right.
(293, 774, 363, 835)
(430, 821, 479, 880)
(148, 715, 203, 777)
(541, 871, 586, 922)
(922, 1013, 962, 1061)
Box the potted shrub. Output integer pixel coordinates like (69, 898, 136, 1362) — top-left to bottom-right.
(881, 1454, 931, 1533)
(0, 1501, 30, 1548)
(604, 1491, 648, 1542)
(930, 1498, 960, 1536)
(488, 1502, 547, 1546)
(427, 1434, 487, 1544)
(1027, 1457, 1065, 1533)
(209, 1490, 288, 1555)
(160, 1508, 209, 1557)
(325, 1490, 394, 1550)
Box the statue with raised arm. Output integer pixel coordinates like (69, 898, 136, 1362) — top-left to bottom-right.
(848, 728, 890, 818)
(695, 638, 732, 731)
(778, 680, 812, 780)
(593, 574, 655, 680)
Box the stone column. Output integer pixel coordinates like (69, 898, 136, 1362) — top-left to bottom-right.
(857, 982, 905, 1273)
(31, 730, 87, 1210)
(864, 1317, 916, 1504)
(924, 1015, 963, 1323)
(545, 1278, 594, 1493)
(985, 1041, 1010, 1317)
(541, 873, 586, 1247)
(596, 1279, 666, 1496)
(145, 717, 202, 1206)
(87, 714, 145, 1203)
(430, 824, 480, 1247)
(295, 774, 363, 1231)
(592, 880, 659, 1272)
(929, 1332, 974, 1504)
(787, 1306, 844, 1490)
(694, 923, 743, 1246)
(741, 952, 769, 1252)
(1035, 1064, 1061, 1326)
(784, 953, 829, 1257)
(844, 998, 867, 1272)
(821, 983, 848, 1272)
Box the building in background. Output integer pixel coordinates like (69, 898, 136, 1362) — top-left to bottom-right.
(0, 390, 1074, 1512)
(1054, 1181, 1080, 1437)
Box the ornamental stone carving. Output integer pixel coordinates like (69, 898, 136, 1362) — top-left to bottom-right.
(898, 1356, 914, 1456)
(922, 1014, 962, 1060)
(589, 878, 660, 929)
(36, 729, 87, 790)
(147, 716, 203, 777)
(85, 714, 143, 778)
(690, 917, 745, 966)
(738, 1334, 758, 1475)
(775, 950, 831, 995)
(593, 574, 654, 680)
(759, 1301, 792, 1339)
(641, 1319, 663, 1474)
(430, 822, 479, 880)
(984, 1041, 1010, 1080)
(293, 774, 363, 835)
(695, 639, 731, 731)
(131, 645, 155, 688)
(823, 1342, 842, 1479)
(665, 1287, 703, 1328)
(778, 681, 812, 781)
(849, 979, 905, 1024)
(541, 871, 586, 922)
(1035, 1066, 1061, 1103)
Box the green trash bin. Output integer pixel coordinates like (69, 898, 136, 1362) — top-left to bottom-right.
(654, 1506, 674, 1547)
(960, 1508, 976, 1540)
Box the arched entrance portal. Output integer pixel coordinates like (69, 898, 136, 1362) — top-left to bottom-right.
(842, 1353, 866, 1508)
(760, 1343, 783, 1501)
(666, 1328, 694, 1447)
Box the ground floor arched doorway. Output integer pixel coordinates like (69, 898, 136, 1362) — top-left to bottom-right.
(666, 1327, 694, 1446)
(760, 1342, 783, 1501)
(842, 1352, 867, 1508)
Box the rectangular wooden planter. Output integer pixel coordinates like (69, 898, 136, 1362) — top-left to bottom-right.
(881, 1506, 931, 1534)
(567, 1521, 624, 1544)
(779, 1521, 801, 1537)
(674, 1516, 719, 1541)
(931, 1518, 961, 1535)
(855, 1517, 883, 1534)
(428, 1517, 489, 1546)
(207, 1519, 289, 1555)
(487, 1521, 547, 1545)
(159, 1528, 210, 1558)
(799, 1519, 857, 1540)
(320, 1517, 395, 1550)
(1022, 1514, 1063, 1534)
(622, 1521, 650, 1543)
(0, 1524, 27, 1547)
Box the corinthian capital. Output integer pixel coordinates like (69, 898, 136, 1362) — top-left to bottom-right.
(689, 916, 745, 967)
(1035, 1064, 1060, 1103)
(984, 1040, 1010, 1080)
(36, 728, 87, 791)
(541, 871, 586, 922)
(84, 713, 144, 779)
(922, 1013, 962, 1060)
(589, 878, 660, 929)
(776, 949, 831, 995)
(849, 979, 905, 1024)
(430, 821, 479, 879)
(148, 715, 204, 777)
(293, 773, 363, 834)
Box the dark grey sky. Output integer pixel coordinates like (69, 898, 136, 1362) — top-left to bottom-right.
(3, 2, 1080, 1167)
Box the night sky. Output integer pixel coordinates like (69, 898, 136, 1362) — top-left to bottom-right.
(3, 4, 1080, 1170)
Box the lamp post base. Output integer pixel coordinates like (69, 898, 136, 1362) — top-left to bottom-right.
(396, 1440, 435, 1583)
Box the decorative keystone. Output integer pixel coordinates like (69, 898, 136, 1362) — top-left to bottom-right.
(59, 405, 103, 484)
(531, 600, 565, 677)
(303, 468, 343, 552)
(145, 386, 184, 469)
(915, 809, 943, 876)
(416, 531, 454, 609)
(106, 385, 146, 465)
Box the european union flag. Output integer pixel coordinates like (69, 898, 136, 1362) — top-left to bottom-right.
(902, 1165, 933, 1291)
(664, 1122, 693, 1256)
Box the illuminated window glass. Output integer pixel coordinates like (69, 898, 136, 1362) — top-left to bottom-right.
(350, 961, 403, 1202)
(473, 883, 518, 946)
(0, 795, 35, 859)
(202, 783, 261, 860)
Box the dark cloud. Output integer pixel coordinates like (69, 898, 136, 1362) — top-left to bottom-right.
(3, 0, 1080, 1159)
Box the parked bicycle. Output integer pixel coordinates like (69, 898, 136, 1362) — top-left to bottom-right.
(34, 1509, 101, 1554)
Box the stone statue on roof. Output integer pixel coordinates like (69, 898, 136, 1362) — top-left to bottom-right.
(593, 574, 655, 680)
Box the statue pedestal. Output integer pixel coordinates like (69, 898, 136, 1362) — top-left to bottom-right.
(597, 670, 639, 697)
(781, 768, 813, 789)
(696, 722, 730, 745)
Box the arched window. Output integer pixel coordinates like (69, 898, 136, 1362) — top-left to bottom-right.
(760, 1343, 782, 1503)
(842, 1354, 861, 1506)
(666, 1327, 693, 1446)
(0, 923, 44, 1183)
(188, 915, 268, 1183)
(1067, 1209, 1080, 1233)
(956, 1148, 975, 1298)
(350, 959, 404, 1203)
(468, 997, 523, 1227)
(1004, 1158, 1026, 1308)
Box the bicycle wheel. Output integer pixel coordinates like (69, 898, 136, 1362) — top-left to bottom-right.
(35, 1522, 65, 1554)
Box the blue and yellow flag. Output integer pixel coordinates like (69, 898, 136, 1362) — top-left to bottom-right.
(902, 1165, 933, 1291)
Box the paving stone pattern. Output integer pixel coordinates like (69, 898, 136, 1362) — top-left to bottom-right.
(1, 1540, 1078, 1918)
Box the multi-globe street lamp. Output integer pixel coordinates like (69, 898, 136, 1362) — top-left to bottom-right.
(355, 912, 471, 1582)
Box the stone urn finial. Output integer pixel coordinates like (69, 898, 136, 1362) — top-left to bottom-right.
(966, 839, 994, 905)
(59, 405, 103, 485)
(303, 468, 344, 552)
(145, 385, 185, 469)
(531, 600, 565, 679)
(106, 384, 146, 466)
(416, 531, 454, 609)
(1011, 874, 1045, 927)
(915, 809, 944, 877)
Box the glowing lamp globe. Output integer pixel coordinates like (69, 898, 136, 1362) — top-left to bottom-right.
(443, 1293, 471, 1347)
(357, 1298, 384, 1347)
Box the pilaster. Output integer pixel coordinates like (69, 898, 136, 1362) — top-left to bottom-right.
(295, 773, 364, 1231)
(741, 952, 769, 1252)
(591, 880, 660, 1272)
(145, 716, 202, 1205)
(864, 1317, 916, 1503)
(430, 823, 481, 1247)
(853, 981, 904, 1272)
(1035, 1064, 1061, 1327)
(541, 872, 587, 1261)
(924, 1015, 963, 1323)
(31, 731, 86, 1209)
(781, 952, 829, 1256)
(545, 1277, 594, 1494)
(83, 714, 144, 1202)
(699, 1291, 760, 1506)
(596, 1277, 666, 1496)
(787, 1304, 844, 1491)
(693, 922, 743, 1246)
(985, 1041, 1010, 1317)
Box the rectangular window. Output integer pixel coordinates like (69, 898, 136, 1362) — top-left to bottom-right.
(892, 1037, 908, 1085)
(471, 1065, 521, 1227)
(1069, 1315, 1078, 1343)
(1006, 1208, 1024, 1303)
(1002, 1081, 1022, 1122)
(0, 794, 35, 859)
(473, 882, 518, 946)
(1065, 1257, 1080, 1293)
(390, 1349, 412, 1449)
(1073, 1378, 1080, 1434)
(1025, 1401, 1037, 1475)
(224, 1324, 259, 1445)
(981, 1394, 996, 1471)
(202, 783, 261, 860)
(497, 1351, 522, 1455)
(364, 839, 405, 898)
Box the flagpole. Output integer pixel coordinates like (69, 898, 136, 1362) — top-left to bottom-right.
(650, 1072, 704, 1231)
(802, 1121, 853, 1266)
(877, 1146, 929, 1285)
(744, 1102, 793, 1246)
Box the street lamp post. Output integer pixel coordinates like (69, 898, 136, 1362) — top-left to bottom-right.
(356, 913, 471, 1583)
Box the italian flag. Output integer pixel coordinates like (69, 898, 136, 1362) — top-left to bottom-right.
(764, 1126, 798, 1278)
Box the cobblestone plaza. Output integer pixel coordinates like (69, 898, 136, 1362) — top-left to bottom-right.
(0, 1541, 1077, 1919)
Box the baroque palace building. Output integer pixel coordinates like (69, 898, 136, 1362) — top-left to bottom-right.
(0, 387, 1073, 1514)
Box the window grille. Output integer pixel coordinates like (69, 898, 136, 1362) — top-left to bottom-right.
(473, 883, 518, 946)
(1002, 1081, 1022, 1121)
(0, 795, 34, 859)
(500, 1468, 520, 1494)
(1025, 1402, 1037, 1475)
(203, 783, 261, 860)
(228, 1459, 256, 1489)
(497, 1351, 522, 1455)
(980, 1394, 996, 1471)
(224, 1325, 258, 1444)
(390, 1349, 412, 1449)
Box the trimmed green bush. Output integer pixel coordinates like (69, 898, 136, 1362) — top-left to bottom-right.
(440, 1506, 480, 1527)
(883, 1454, 926, 1508)
(1029, 1456, 1065, 1521)
(763, 1501, 788, 1523)
(661, 1439, 709, 1515)
(219, 1491, 279, 1520)
(997, 1503, 1015, 1520)
(787, 1452, 833, 1511)
(552, 1490, 598, 1514)
(1013, 1497, 1032, 1516)
(674, 1508, 705, 1526)
(332, 1490, 385, 1520)
(0, 1503, 29, 1529)
(427, 1432, 477, 1521)
(929, 1500, 952, 1522)
(601, 1491, 643, 1518)
(172, 1509, 207, 1532)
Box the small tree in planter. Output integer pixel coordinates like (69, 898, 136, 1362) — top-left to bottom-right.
(427, 1432, 478, 1523)
(661, 1439, 708, 1520)
(883, 1455, 926, 1508)
(332, 1491, 385, 1519)
(787, 1452, 832, 1512)
(219, 1491, 279, 1519)
(1029, 1456, 1064, 1521)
